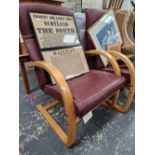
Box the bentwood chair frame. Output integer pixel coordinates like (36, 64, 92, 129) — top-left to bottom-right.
(28, 50, 134, 147)
(20, 2, 135, 147)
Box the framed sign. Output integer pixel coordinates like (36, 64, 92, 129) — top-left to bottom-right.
(88, 10, 122, 65)
(42, 46, 89, 83)
(29, 12, 80, 50)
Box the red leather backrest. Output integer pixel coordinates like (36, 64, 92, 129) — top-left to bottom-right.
(85, 8, 107, 50)
(19, 2, 74, 89)
(84, 8, 107, 69)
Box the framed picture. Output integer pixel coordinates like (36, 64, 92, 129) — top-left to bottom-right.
(88, 10, 122, 50)
(88, 10, 122, 65)
(29, 12, 80, 50)
(42, 46, 89, 84)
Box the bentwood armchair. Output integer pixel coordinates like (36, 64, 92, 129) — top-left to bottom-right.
(19, 2, 135, 147)
(84, 8, 135, 83)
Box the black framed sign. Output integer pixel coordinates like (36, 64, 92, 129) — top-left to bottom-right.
(29, 12, 80, 50)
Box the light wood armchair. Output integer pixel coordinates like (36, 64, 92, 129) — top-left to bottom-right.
(28, 50, 135, 147)
(20, 2, 135, 147)
(86, 50, 135, 112)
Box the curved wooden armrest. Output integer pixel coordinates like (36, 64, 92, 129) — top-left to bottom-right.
(86, 50, 121, 107)
(108, 50, 135, 84)
(28, 61, 76, 146)
(85, 50, 121, 76)
(86, 50, 135, 112)
(28, 61, 72, 101)
(108, 51, 135, 112)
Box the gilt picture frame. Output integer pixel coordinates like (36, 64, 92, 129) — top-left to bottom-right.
(88, 10, 122, 51)
(88, 10, 122, 65)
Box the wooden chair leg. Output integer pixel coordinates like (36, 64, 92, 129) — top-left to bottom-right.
(19, 59, 30, 94)
(107, 0, 113, 9)
(112, 90, 120, 106)
(107, 0, 124, 10)
(115, 0, 124, 10)
(36, 99, 77, 147)
(113, 84, 134, 112)
(108, 51, 135, 112)
(28, 61, 77, 147)
(118, 0, 124, 10)
(113, 0, 118, 9)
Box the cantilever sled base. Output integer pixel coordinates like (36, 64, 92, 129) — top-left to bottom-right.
(36, 99, 80, 147)
(29, 50, 135, 147)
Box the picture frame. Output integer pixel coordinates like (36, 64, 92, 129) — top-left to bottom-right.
(88, 10, 122, 50)
(41, 46, 89, 84)
(88, 10, 122, 65)
(29, 12, 80, 50)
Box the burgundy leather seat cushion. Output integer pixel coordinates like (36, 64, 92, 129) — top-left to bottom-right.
(103, 67, 130, 83)
(44, 70, 126, 116)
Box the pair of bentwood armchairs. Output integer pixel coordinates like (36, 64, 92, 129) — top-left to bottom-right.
(19, 2, 135, 147)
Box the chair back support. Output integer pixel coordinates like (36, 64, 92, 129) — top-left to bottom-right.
(107, 0, 124, 10)
(84, 8, 107, 69)
(19, 2, 74, 89)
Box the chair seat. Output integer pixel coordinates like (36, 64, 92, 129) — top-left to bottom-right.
(44, 70, 126, 116)
(92, 57, 130, 83)
(103, 67, 130, 83)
